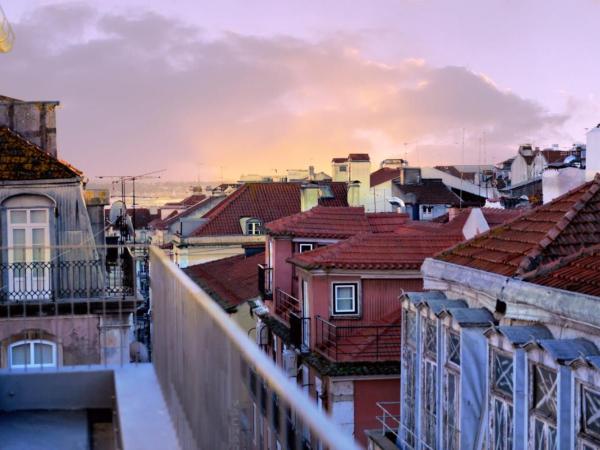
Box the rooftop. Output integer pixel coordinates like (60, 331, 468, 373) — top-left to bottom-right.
(370, 167, 400, 187)
(189, 182, 348, 237)
(182, 252, 263, 311)
(265, 206, 408, 239)
(394, 178, 461, 206)
(288, 231, 461, 271)
(526, 244, 600, 296)
(436, 176, 600, 276)
(0, 126, 82, 181)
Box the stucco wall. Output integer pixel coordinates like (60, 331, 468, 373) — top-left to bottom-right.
(0, 315, 101, 367)
(354, 378, 400, 447)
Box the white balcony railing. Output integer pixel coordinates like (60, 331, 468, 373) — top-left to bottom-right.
(150, 246, 360, 450)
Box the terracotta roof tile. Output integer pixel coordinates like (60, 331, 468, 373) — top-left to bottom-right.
(288, 232, 461, 271)
(182, 252, 264, 310)
(526, 244, 600, 296)
(190, 182, 348, 237)
(436, 176, 600, 275)
(370, 167, 400, 187)
(0, 126, 82, 181)
(265, 206, 409, 239)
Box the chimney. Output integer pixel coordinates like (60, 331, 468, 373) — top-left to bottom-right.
(308, 165, 315, 181)
(586, 124, 600, 181)
(448, 207, 461, 222)
(300, 184, 320, 211)
(543, 167, 586, 203)
(347, 181, 361, 207)
(0, 97, 59, 157)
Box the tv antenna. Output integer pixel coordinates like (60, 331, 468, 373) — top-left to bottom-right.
(97, 169, 165, 243)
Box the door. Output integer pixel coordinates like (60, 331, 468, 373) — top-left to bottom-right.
(302, 280, 310, 349)
(8, 209, 50, 300)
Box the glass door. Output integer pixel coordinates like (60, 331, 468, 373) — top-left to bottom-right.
(302, 280, 310, 349)
(8, 209, 50, 300)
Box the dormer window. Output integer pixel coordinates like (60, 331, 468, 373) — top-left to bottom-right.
(298, 243, 314, 253)
(246, 219, 263, 235)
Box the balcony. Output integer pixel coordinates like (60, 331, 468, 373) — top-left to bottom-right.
(0, 245, 147, 315)
(257, 264, 273, 300)
(0, 246, 359, 449)
(315, 316, 401, 362)
(274, 287, 300, 323)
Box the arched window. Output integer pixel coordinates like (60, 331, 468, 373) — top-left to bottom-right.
(9, 339, 57, 369)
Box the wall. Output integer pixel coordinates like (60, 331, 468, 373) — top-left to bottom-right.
(586, 126, 600, 181)
(368, 180, 394, 213)
(354, 378, 400, 447)
(510, 154, 529, 185)
(272, 238, 293, 295)
(0, 99, 59, 157)
(0, 315, 101, 367)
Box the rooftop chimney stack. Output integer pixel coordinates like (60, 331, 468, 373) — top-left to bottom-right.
(0, 96, 59, 158)
(586, 124, 600, 181)
(347, 181, 361, 207)
(300, 184, 320, 212)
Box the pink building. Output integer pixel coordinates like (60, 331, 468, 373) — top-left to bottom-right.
(255, 206, 463, 446)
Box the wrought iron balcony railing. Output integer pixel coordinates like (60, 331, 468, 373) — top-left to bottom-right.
(274, 288, 300, 323)
(0, 245, 146, 303)
(257, 264, 273, 300)
(315, 315, 401, 362)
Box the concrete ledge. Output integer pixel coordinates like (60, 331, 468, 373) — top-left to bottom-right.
(113, 364, 180, 450)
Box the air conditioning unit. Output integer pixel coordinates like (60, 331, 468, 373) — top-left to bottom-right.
(282, 348, 297, 378)
(256, 321, 268, 346)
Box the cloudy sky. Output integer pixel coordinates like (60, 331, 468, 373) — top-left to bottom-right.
(2, 1, 599, 180)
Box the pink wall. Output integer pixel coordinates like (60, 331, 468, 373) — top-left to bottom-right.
(354, 378, 400, 447)
(271, 237, 293, 295)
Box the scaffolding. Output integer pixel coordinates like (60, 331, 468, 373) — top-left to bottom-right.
(0, 5, 14, 53)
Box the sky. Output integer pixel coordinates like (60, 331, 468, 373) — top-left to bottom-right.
(1, 0, 599, 181)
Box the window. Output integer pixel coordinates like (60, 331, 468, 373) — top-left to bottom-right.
(424, 319, 437, 358)
(339, 165, 347, 172)
(298, 243, 314, 253)
(7, 208, 51, 300)
(579, 385, 600, 449)
(447, 331, 460, 366)
(530, 364, 557, 450)
(246, 219, 263, 235)
(332, 283, 358, 315)
(9, 340, 57, 368)
(490, 350, 514, 450)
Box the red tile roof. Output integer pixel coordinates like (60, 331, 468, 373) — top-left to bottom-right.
(432, 208, 524, 228)
(348, 153, 370, 161)
(288, 232, 461, 271)
(434, 166, 477, 183)
(436, 176, 600, 276)
(370, 167, 400, 187)
(150, 197, 220, 230)
(190, 182, 348, 237)
(164, 194, 207, 207)
(394, 178, 461, 206)
(526, 245, 600, 296)
(0, 126, 83, 181)
(265, 206, 408, 238)
(332, 157, 348, 163)
(182, 252, 264, 310)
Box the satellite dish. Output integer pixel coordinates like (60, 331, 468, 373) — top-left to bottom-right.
(389, 197, 406, 208)
(109, 200, 126, 225)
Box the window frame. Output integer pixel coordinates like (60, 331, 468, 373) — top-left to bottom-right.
(246, 219, 263, 236)
(331, 282, 359, 316)
(298, 243, 314, 253)
(9, 339, 57, 369)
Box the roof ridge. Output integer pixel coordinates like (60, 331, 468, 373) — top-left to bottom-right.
(521, 242, 600, 281)
(516, 175, 600, 275)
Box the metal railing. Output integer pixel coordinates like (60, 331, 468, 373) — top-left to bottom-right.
(150, 246, 360, 450)
(0, 245, 143, 303)
(274, 288, 300, 323)
(257, 264, 273, 300)
(315, 316, 401, 362)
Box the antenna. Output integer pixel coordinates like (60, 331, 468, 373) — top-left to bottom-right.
(97, 169, 165, 244)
